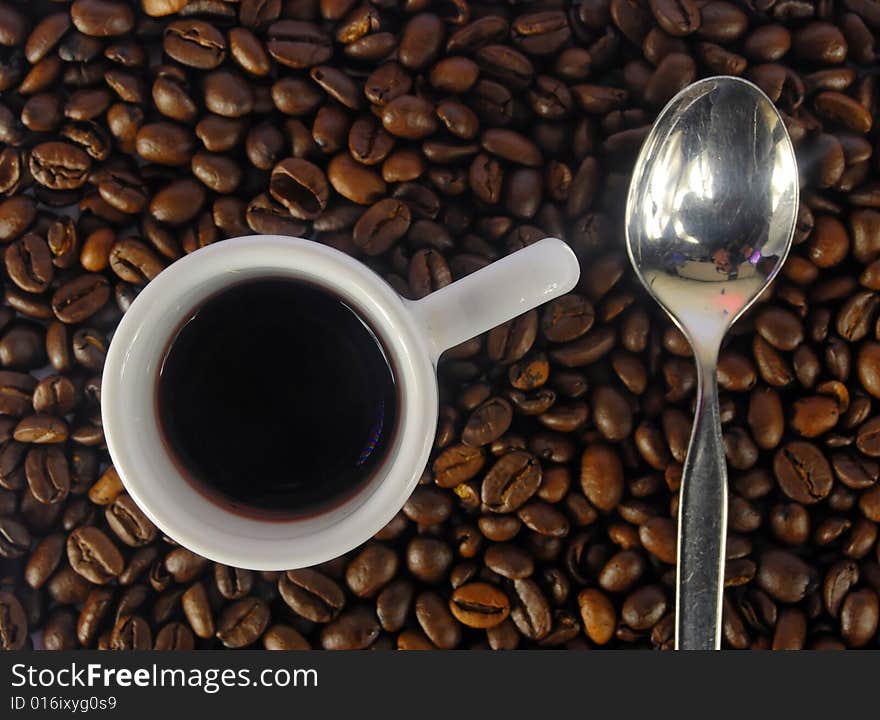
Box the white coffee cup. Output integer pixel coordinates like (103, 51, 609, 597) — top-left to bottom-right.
(102, 235, 579, 570)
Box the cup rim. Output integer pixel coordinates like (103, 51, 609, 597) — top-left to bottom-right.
(102, 235, 437, 570)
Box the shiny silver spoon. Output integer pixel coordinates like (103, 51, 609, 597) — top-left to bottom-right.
(625, 76, 799, 650)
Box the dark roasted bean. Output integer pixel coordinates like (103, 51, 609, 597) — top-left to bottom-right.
(0, 591, 28, 650)
(106, 494, 157, 547)
(280, 569, 345, 622)
(216, 597, 269, 648)
(164, 20, 226, 70)
(67, 527, 123, 584)
(154, 622, 196, 650)
(262, 624, 309, 650)
(320, 606, 379, 650)
(181, 582, 214, 639)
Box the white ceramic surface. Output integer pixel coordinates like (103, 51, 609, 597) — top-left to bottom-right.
(102, 235, 579, 570)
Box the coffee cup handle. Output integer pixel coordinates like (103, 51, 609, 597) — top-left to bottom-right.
(406, 237, 580, 362)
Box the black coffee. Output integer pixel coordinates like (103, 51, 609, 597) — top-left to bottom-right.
(156, 278, 397, 519)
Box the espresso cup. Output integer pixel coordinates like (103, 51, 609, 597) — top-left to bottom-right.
(103, 235, 579, 570)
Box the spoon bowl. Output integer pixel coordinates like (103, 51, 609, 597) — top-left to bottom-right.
(625, 76, 799, 649)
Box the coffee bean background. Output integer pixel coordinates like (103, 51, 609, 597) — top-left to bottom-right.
(0, 0, 879, 651)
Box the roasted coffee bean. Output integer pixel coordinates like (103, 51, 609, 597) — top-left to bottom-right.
(408, 247, 451, 298)
(0, 323, 45, 369)
(25, 533, 66, 589)
(509, 577, 552, 640)
(76, 587, 112, 647)
(262, 624, 309, 650)
(469, 153, 503, 205)
(320, 605, 379, 650)
(430, 57, 478, 94)
(415, 591, 461, 649)
(364, 62, 411, 107)
(770, 503, 810, 547)
(345, 544, 398, 598)
(328, 153, 385, 205)
(0, 372, 37, 417)
(110, 614, 152, 650)
(580, 444, 624, 512)
(462, 398, 513, 447)
(106, 494, 157, 547)
(599, 550, 645, 594)
(246, 193, 308, 237)
(578, 588, 616, 645)
(52, 274, 110, 324)
(0, 591, 27, 650)
(136, 123, 194, 167)
(644, 53, 697, 107)
(406, 536, 452, 584)
(203, 70, 254, 118)
(773, 441, 834, 504)
(25, 446, 69, 505)
(14, 415, 68, 444)
(380, 95, 437, 141)
(403, 487, 452, 526)
(150, 179, 206, 226)
(216, 597, 270, 648)
(229, 27, 269, 77)
(484, 544, 534, 580)
(793, 22, 848, 65)
(164, 20, 226, 70)
(47, 566, 90, 605)
(88, 467, 123, 507)
(622, 585, 667, 630)
(353, 198, 410, 255)
(376, 579, 413, 632)
(70, 0, 134, 37)
(119, 547, 158, 587)
(0, 515, 29, 557)
(108, 240, 164, 286)
(71, 328, 106, 370)
(840, 589, 879, 647)
(542, 295, 595, 342)
(640, 517, 677, 564)
(164, 547, 209, 584)
(649, 0, 700, 37)
(267, 20, 332, 69)
(182, 582, 214, 639)
(214, 565, 253, 600)
(757, 549, 816, 604)
(832, 452, 878, 490)
(0, 197, 35, 243)
(30, 142, 90, 190)
(280, 569, 345, 622)
(155, 622, 196, 650)
(481, 451, 541, 513)
(67, 526, 123, 584)
(487, 311, 537, 365)
(97, 171, 148, 214)
(433, 444, 484, 488)
(6, 235, 53, 294)
(449, 582, 510, 629)
(43, 609, 77, 650)
(348, 116, 394, 166)
(824, 560, 859, 617)
(196, 115, 245, 152)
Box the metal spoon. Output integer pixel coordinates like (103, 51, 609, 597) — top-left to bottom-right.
(625, 76, 799, 650)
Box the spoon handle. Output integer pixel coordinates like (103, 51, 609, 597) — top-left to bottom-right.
(675, 360, 728, 650)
